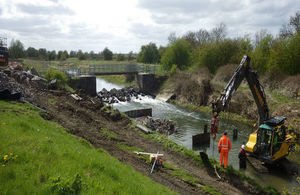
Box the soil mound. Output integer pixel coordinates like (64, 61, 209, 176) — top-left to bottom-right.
(171, 68, 213, 106)
(213, 64, 237, 83)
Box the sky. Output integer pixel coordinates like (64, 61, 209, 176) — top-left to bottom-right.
(0, 0, 299, 53)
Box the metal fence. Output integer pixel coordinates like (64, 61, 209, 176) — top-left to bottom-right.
(53, 63, 164, 77)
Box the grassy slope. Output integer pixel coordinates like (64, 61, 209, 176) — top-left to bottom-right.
(0, 100, 176, 195)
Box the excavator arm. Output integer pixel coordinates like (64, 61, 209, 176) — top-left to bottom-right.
(212, 55, 269, 125)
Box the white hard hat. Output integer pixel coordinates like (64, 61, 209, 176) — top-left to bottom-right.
(241, 145, 245, 149)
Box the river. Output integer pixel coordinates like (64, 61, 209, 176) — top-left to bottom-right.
(96, 78, 300, 191)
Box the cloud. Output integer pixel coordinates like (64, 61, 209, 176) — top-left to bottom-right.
(17, 3, 74, 15)
(129, 23, 169, 42)
(138, 0, 244, 16)
(1, 0, 300, 53)
(137, 0, 300, 37)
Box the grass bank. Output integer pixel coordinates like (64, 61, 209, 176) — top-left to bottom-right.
(0, 100, 176, 194)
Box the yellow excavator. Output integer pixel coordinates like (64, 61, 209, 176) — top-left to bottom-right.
(212, 55, 295, 164)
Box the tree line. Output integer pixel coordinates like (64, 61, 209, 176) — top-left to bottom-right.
(137, 12, 300, 76)
(8, 42, 136, 62)
(8, 12, 299, 76)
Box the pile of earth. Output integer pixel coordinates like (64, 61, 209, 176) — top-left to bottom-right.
(97, 86, 145, 104)
(165, 68, 213, 106)
(136, 116, 176, 135)
(0, 64, 46, 101)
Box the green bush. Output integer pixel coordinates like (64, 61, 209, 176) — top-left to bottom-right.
(161, 39, 192, 71)
(116, 54, 125, 61)
(268, 32, 300, 75)
(137, 42, 159, 64)
(45, 69, 68, 85)
(168, 64, 178, 76)
(251, 34, 273, 74)
(193, 40, 239, 74)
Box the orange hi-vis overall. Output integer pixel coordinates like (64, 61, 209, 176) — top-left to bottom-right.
(218, 135, 231, 168)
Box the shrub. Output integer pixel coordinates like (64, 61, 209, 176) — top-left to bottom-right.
(45, 69, 68, 85)
(193, 40, 239, 74)
(268, 32, 300, 75)
(137, 43, 159, 64)
(161, 39, 192, 71)
(251, 34, 273, 74)
(102, 47, 113, 60)
(168, 64, 178, 76)
(116, 54, 125, 61)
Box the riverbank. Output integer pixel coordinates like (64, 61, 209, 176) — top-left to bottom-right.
(0, 100, 174, 194)
(158, 65, 300, 134)
(0, 66, 276, 194)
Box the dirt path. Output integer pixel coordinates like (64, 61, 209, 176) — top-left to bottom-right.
(30, 89, 260, 195)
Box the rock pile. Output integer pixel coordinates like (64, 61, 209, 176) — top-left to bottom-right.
(0, 64, 47, 101)
(97, 86, 144, 104)
(136, 116, 176, 135)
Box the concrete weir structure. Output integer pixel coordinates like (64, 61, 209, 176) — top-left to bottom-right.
(69, 72, 166, 97)
(78, 75, 96, 96)
(136, 73, 155, 94)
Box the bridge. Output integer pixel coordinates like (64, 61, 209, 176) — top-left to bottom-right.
(52, 63, 165, 96)
(54, 63, 163, 77)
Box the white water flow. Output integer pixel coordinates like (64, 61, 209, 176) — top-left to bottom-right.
(96, 78, 300, 191)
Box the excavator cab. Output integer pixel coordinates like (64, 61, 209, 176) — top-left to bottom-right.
(246, 116, 294, 163)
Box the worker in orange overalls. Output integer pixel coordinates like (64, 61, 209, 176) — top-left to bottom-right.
(218, 131, 231, 168)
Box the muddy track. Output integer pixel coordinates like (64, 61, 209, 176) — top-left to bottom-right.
(31, 89, 260, 195)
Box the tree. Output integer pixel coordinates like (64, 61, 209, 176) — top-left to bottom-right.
(195, 29, 211, 47)
(161, 39, 192, 71)
(26, 47, 38, 58)
(210, 23, 227, 42)
(183, 31, 198, 48)
(59, 50, 69, 61)
(57, 50, 63, 60)
(9, 39, 25, 59)
(69, 50, 77, 58)
(38, 48, 47, 60)
(269, 32, 300, 75)
(158, 46, 166, 61)
(116, 54, 125, 61)
(252, 34, 273, 74)
(280, 12, 300, 38)
(48, 50, 56, 61)
(102, 47, 113, 60)
(289, 12, 300, 33)
(193, 39, 240, 73)
(89, 51, 96, 59)
(127, 51, 134, 61)
(137, 43, 159, 64)
(168, 32, 177, 43)
(77, 50, 86, 60)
